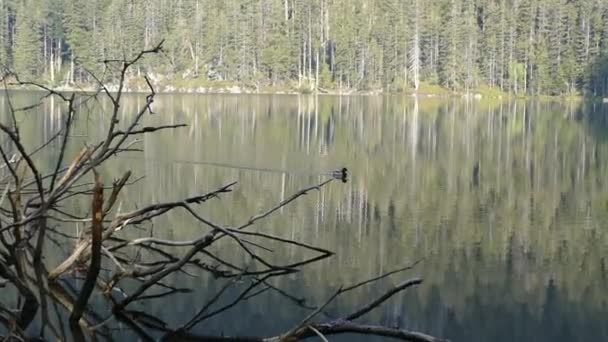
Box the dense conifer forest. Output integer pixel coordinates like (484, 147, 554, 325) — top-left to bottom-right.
(3, 0, 608, 95)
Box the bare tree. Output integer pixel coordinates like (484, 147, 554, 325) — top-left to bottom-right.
(409, 0, 421, 92)
(0, 42, 447, 342)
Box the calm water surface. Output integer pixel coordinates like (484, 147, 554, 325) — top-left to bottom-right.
(3, 93, 608, 341)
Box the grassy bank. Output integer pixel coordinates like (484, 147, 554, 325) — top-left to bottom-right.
(2, 75, 593, 101)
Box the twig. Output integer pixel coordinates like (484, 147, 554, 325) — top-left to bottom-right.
(307, 325, 329, 342)
(344, 278, 422, 321)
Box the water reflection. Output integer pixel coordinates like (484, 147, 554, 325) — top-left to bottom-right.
(1, 93, 607, 341)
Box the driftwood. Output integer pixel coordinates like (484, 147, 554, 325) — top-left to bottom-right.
(0, 42, 448, 342)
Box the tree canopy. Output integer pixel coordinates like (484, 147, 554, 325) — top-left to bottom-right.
(3, 0, 608, 95)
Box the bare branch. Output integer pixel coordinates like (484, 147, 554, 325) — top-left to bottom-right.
(69, 171, 103, 325)
(344, 278, 422, 321)
(0, 41, 445, 342)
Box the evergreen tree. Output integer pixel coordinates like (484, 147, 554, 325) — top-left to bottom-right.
(0, 0, 606, 95)
(13, 0, 41, 78)
(0, 0, 10, 67)
(64, 0, 97, 80)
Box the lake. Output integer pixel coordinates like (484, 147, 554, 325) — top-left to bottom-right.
(2, 93, 608, 341)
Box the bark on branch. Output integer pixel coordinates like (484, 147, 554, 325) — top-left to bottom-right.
(69, 171, 103, 325)
(0, 42, 447, 342)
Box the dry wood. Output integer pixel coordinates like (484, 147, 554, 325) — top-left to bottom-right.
(69, 171, 103, 325)
(0, 42, 447, 342)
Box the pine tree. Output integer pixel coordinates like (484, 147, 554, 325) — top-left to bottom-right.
(515, 0, 534, 93)
(439, 0, 464, 90)
(408, 0, 420, 91)
(479, 0, 500, 88)
(0, 0, 10, 67)
(13, 0, 41, 78)
(0, 0, 606, 94)
(64, 0, 97, 81)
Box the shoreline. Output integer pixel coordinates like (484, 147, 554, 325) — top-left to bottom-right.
(1, 81, 592, 101)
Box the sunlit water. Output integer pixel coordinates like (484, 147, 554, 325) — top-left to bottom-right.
(2, 93, 608, 341)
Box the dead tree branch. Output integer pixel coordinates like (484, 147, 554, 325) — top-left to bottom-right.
(0, 42, 447, 342)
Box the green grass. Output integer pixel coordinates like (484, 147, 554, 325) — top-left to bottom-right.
(416, 81, 452, 96)
(171, 77, 239, 90)
(474, 84, 508, 98)
(260, 84, 294, 93)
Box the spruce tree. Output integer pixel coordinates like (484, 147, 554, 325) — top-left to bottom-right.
(0, 0, 607, 94)
(13, 0, 41, 78)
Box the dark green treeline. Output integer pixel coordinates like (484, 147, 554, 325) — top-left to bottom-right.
(4, 0, 608, 95)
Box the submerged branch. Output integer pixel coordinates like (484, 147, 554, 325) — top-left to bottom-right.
(69, 171, 103, 325)
(0, 42, 447, 342)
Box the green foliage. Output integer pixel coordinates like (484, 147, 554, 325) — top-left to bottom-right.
(318, 62, 333, 89)
(260, 22, 290, 84)
(586, 54, 608, 96)
(0, 1, 10, 66)
(508, 62, 525, 94)
(0, 0, 607, 95)
(63, 0, 100, 78)
(13, 0, 41, 78)
(474, 84, 508, 98)
(417, 81, 450, 96)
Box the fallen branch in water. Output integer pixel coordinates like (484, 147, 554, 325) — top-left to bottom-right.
(69, 170, 103, 328)
(0, 42, 448, 342)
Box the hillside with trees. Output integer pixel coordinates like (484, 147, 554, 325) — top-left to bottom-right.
(3, 0, 608, 95)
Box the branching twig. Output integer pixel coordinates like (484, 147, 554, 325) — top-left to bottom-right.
(0, 41, 446, 342)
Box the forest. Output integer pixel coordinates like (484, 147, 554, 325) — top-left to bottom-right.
(3, 0, 608, 96)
